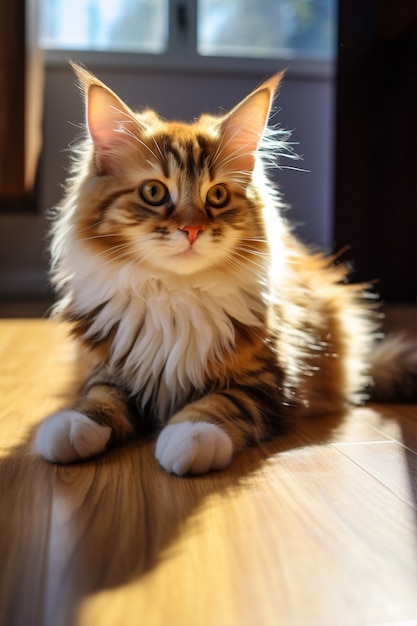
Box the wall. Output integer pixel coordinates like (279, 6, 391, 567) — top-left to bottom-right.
(0, 66, 335, 296)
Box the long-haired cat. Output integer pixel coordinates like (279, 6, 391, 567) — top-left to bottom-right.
(35, 63, 416, 475)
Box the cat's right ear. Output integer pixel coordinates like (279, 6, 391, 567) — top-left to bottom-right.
(71, 62, 139, 174)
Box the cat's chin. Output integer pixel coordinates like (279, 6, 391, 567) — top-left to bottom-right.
(167, 259, 212, 276)
(158, 250, 215, 276)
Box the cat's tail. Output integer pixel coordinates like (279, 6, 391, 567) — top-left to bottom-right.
(369, 333, 417, 403)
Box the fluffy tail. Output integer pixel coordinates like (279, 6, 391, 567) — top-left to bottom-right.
(369, 333, 417, 403)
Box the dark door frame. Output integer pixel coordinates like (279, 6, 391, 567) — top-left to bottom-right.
(334, 0, 416, 302)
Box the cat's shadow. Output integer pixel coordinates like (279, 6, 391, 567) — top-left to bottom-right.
(0, 411, 344, 626)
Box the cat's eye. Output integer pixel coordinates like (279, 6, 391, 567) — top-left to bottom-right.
(206, 184, 229, 209)
(139, 180, 169, 206)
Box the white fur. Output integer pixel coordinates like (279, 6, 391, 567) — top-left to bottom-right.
(54, 238, 269, 419)
(35, 410, 112, 463)
(155, 421, 233, 475)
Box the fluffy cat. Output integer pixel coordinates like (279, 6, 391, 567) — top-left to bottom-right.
(35, 63, 416, 475)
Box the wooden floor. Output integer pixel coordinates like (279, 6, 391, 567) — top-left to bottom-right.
(0, 319, 416, 626)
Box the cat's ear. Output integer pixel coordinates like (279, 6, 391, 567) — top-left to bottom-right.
(71, 62, 140, 174)
(218, 71, 285, 172)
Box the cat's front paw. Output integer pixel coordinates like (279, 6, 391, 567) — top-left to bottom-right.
(35, 410, 112, 463)
(155, 421, 233, 476)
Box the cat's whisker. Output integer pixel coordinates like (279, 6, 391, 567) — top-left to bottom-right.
(78, 233, 126, 242)
(235, 246, 270, 260)
(77, 237, 129, 251)
(240, 236, 269, 244)
(221, 253, 266, 280)
(98, 245, 129, 258)
(75, 243, 132, 269)
(77, 219, 109, 232)
(234, 242, 270, 258)
(228, 249, 270, 274)
(234, 250, 266, 271)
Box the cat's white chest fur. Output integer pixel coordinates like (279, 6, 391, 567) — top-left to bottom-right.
(66, 254, 265, 420)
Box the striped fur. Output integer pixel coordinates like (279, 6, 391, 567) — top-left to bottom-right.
(37, 64, 401, 475)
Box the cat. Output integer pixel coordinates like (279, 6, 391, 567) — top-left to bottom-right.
(35, 62, 416, 475)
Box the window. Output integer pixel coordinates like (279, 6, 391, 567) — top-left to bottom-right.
(39, 0, 336, 71)
(198, 0, 335, 59)
(40, 0, 168, 53)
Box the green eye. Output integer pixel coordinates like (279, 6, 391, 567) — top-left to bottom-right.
(139, 180, 169, 206)
(206, 184, 229, 208)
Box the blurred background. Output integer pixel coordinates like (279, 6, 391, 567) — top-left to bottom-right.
(0, 0, 415, 316)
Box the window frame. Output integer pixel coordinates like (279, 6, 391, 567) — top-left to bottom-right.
(41, 0, 336, 79)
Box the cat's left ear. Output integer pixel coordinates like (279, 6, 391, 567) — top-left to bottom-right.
(219, 71, 285, 172)
(71, 61, 140, 174)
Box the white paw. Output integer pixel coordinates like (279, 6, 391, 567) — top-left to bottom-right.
(35, 410, 112, 463)
(155, 421, 233, 476)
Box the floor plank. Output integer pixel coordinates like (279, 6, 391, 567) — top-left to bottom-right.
(334, 440, 417, 510)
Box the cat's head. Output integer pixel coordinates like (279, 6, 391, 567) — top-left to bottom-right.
(64, 63, 285, 278)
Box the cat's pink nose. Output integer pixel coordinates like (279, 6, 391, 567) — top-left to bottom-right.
(179, 225, 205, 244)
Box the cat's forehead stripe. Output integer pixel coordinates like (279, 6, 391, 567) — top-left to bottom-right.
(158, 134, 214, 179)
